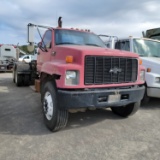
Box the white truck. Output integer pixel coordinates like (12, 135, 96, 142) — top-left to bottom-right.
(108, 37, 160, 102)
(143, 28, 160, 40)
(0, 44, 18, 71)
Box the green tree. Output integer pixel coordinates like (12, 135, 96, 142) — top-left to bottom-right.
(19, 45, 35, 54)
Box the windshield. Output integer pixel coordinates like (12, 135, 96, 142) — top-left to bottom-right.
(55, 29, 106, 47)
(133, 39, 160, 57)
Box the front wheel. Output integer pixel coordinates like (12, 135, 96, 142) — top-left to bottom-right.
(41, 81, 68, 132)
(111, 101, 140, 117)
(142, 87, 150, 104)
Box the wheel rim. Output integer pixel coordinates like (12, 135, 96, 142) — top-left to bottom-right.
(43, 91, 53, 120)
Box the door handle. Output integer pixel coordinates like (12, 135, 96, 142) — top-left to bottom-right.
(51, 51, 56, 56)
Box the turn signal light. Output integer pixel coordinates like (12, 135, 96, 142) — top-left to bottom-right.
(147, 68, 151, 72)
(66, 56, 73, 63)
(139, 59, 142, 65)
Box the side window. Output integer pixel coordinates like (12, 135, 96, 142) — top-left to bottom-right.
(115, 41, 130, 51)
(24, 56, 29, 59)
(115, 42, 121, 49)
(42, 30, 52, 48)
(123, 41, 130, 51)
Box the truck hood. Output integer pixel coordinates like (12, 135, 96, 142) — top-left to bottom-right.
(141, 57, 160, 73)
(142, 57, 160, 64)
(55, 45, 139, 58)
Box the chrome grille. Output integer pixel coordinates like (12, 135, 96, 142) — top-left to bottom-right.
(84, 56, 138, 84)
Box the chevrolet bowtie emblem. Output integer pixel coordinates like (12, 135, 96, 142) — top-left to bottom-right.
(109, 67, 122, 74)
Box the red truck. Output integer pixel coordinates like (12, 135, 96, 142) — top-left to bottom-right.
(13, 21, 145, 132)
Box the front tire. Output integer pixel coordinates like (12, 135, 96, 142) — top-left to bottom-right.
(142, 87, 150, 104)
(111, 101, 140, 117)
(41, 81, 68, 132)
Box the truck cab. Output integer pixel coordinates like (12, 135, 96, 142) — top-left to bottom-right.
(0, 44, 17, 71)
(143, 28, 160, 40)
(13, 22, 145, 132)
(114, 37, 160, 102)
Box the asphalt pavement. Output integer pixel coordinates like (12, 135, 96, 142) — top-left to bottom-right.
(0, 73, 160, 160)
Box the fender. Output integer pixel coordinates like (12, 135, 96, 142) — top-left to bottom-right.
(41, 61, 81, 75)
(41, 61, 62, 76)
(40, 61, 82, 88)
(145, 72, 160, 88)
(139, 65, 145, 71)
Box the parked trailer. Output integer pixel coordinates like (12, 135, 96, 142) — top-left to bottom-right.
(0, 44, 18, 71)
(13, 18, 145, 132)
(142, 28, 160, 40)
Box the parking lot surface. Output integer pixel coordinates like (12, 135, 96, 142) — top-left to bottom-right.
(0, 73, 160, 160)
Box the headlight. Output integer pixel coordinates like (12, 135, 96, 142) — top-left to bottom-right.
(140, 70, 145, 81)
(65, 70, 79, 85)
(155, 77, 160, 83)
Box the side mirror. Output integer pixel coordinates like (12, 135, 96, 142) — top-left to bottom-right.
(38, 42, 42, 48)
(27, 23, 35, 43)
(38, 42, 47, 52)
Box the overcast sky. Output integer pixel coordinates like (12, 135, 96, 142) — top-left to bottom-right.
(0, 0, 160, 45)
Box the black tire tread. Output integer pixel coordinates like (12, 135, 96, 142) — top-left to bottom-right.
(24, 75, 30, 86)
(13, 66, 16, 83)
(54, 109, 68, 131)
(142, 88, 150, 104)
(16, 71, 23, 87)
(42, 80, 68, 132)
(111, 101, 140, 117)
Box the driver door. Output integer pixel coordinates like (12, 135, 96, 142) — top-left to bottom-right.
(37, 30, 52, 72)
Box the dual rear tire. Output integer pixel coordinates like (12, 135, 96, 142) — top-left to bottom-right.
(13, 69, 30, 86)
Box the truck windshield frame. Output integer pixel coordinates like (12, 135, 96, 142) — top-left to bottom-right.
(55, 29, 106, 47)
(133, 38, 160, 57)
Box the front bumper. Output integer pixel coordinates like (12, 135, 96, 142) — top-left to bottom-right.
(0, 65, 7, 71)
(147, 87, 160, 98)
(57, 85, 145, 109)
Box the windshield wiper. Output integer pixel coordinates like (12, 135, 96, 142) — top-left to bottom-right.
(85, 43, 101, 47)
(152, 55, 160, 57)
(138, 54, 146, 57)
(56, 42, 77, 45)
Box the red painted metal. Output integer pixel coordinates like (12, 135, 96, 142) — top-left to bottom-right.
(37, 29, 145, 89)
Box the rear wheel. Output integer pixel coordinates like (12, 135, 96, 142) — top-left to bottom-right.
(24, 75, 30, 86)
(15, 70, 23, 86)
(13, 69, 15, 83)
(41, 81, 68, 132)
(111, 101, 140, 117)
